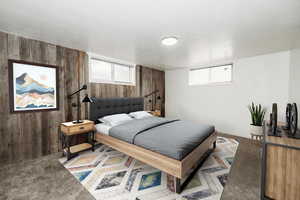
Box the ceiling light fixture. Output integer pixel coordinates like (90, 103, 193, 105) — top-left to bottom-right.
(161, 36, 178, 46)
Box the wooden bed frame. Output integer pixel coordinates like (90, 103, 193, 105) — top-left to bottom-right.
(90, 97, 217, 193)
(95, 131, 217, 193)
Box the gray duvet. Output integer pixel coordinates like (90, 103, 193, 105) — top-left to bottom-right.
(109, 117, 215, 160)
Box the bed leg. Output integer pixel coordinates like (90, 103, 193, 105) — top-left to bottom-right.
(174, 177, 181, 194)
(167, 174, 181, 194)
(167, 146, 215, 194)
(213, 141, 216, 149)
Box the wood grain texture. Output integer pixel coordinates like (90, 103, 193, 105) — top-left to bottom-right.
(95, 133, 182, 178)
(95, 132, 216, 179)
(151, 69, 165, 115)
(89, 65, 165, 116)
(266, 133, 300, 148)
(265, 145, 300, 200)
(0, 32, 88, 165)
(264, 122, 300, 148)
(61, 120, 94, 135)
(0, 31, 165, 165)
(181, 132, 217, 177)
(89, 65, 141, 99)
(0, 32, 9, 163)
(66, 143, 92, 154)
(141, 66, 153, 111)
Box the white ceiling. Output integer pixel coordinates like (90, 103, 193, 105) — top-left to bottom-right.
(1, 0, 300, 69)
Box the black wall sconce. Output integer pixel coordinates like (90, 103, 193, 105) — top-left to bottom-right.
(68, 84, 93, 124)
(144, 89, 161, 111)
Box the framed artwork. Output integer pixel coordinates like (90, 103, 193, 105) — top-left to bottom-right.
(8, 60, 59, 113)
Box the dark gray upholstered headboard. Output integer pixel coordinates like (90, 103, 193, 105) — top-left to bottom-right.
(89, 97, 144, 123)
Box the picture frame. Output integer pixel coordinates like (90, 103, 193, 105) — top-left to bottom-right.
(8, 60, 59, 113)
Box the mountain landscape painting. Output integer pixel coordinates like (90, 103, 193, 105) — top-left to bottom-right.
(9, 61, 59, 112)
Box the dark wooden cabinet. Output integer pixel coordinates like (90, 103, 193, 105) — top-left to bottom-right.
(261, 123, 300, 200)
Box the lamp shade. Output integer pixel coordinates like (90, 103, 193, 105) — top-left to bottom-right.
(81, 84, 87, 90)
(82, 94, 93, 103)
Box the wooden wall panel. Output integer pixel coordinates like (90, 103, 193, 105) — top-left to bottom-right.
(140, 66, 165, 115)
(89, 65, 141, 99)
(0, 31, 165, 166)
(135, 65, 141, 97)
(152, 69, 165, 116)
(0, 32, 9, 163)
(141, 66, 153, 111)
(0, 32, 88, 165)
(90, 83, 137, 98)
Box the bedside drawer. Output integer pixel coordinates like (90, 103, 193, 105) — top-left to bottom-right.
(61, 123, 94, 135)
(69, 123, 94, 134)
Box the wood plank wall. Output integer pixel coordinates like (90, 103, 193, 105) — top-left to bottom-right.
(90, 65, 165, 115)
(152, 68, 165, 116)
(0, 32, 88, 165)
(141, 66, 165, 115)
(0, 31, 165, 165)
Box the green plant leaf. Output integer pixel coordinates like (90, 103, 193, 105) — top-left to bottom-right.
(248, 102, 266, 126)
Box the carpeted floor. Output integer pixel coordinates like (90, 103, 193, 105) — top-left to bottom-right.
(59, 137, 238, 200)
(0, 134, 261, 200)
(0, 153, 94, 200)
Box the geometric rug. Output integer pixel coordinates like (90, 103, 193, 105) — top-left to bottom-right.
(59, 137, 238, 200)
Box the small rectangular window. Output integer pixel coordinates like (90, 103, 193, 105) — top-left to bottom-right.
(89, 58, 135, 85)
(90, 59, 112, 82)
(114, 63, 132, 83)
(189, 64, 232, 85)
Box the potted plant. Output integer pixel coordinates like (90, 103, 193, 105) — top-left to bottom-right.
(248, 102, 266, 135)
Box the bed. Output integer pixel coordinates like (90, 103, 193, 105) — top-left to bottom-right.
(90, 97, 217, 193)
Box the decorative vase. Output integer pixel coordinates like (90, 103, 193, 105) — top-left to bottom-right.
(250, 124, 263, 135)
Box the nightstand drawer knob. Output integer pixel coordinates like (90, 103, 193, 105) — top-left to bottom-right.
(79, 127, 85, 130)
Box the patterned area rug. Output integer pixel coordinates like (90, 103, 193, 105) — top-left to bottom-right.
(59, 137, 238, 200)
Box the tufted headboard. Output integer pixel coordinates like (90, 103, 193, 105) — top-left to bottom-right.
(89, 97, 144, 123)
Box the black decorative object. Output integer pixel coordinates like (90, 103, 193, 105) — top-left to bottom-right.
(290, 103, 298, 137)
(271, 103, 278, 136)
(144, 90, 161, 111)
(283, 103, 292, 130)
(68, 84, 92, 124)
(269, 113, 273, 126)
(82, 94, 93, 103)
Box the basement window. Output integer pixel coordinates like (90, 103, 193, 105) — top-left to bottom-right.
(189, 64, 233, 85)
(89, 58, 135, 85)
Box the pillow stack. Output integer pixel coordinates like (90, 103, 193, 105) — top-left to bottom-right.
(98, 111, 153, 126)
(99, 113, 133, 126)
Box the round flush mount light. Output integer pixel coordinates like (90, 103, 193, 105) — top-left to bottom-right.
(161, 36, 178, 46)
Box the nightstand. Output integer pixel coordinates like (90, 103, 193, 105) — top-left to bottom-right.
(148, 110, 161, 117)
(60, 120, 95, 160)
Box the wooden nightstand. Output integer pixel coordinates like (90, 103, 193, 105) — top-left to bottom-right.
(148, 110, 161, 117)
(60, 120, 95, 160)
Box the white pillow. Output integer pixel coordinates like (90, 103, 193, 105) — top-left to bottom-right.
(99, 113, 133, 126)
(129, 111, 153, 119)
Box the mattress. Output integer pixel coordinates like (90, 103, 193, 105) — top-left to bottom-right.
(108, 117, 215, 160)
(95, 123, 111, 135)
